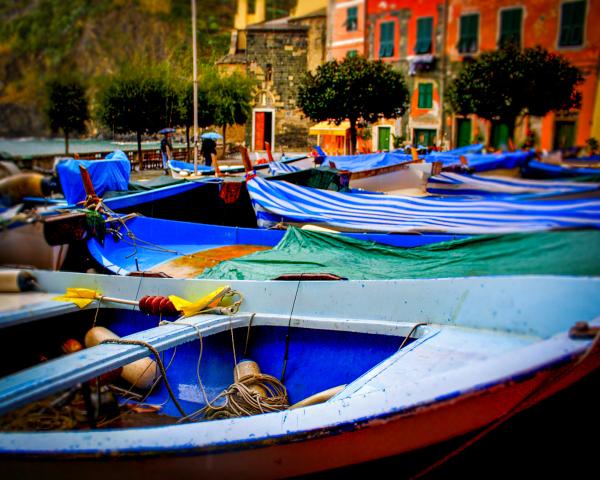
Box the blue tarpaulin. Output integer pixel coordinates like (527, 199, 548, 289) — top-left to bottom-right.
(426, 150, 534, 172)
(321, 152, 416, 172)
(168, 160, 213, 173)
(56, 150, 130, 204)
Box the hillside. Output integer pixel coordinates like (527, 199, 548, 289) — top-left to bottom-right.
(0, 0, 293, 137)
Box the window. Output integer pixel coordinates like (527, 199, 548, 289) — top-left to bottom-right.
(346, 6, 358, 31)
(559, 1, 585, 47)
(499, 8, 522, 48)
(458, 13, 479, 53)
(379, 21, 395, 58)
(346, 50, 358, 58)
(418, 83, 433, 109)
(415, 17, 433, 54)
(414, 129, 436, 147)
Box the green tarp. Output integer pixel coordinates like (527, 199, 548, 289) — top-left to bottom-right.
(201, 227, 600, 280)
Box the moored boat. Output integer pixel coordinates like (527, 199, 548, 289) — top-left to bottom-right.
(0, 270, 599, 478)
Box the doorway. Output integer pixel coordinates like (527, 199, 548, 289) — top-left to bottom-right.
(377, 126, 391, 151)
(253, 109, 274, 151)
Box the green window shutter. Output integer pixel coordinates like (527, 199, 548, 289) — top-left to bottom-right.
(499, 8, 522, 47)
(415, 17, 433, 54)
(418, 83, 433, 109)
(379, 22, 395, 58)
(560, 1, 585, 46)
(458, 14, 479, 53)
(346, 6, 358, 32)
(347, 49, 357, 58)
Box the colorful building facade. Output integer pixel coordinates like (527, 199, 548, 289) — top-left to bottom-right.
(328, 0, 599, 151)
(327, 0, 367, 60)
(219, 0, 327, 152)
(365, 0, 446, 149)
(446, 0, 600, 151)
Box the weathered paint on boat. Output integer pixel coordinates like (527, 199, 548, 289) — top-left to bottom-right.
(0, 271, 598, 478)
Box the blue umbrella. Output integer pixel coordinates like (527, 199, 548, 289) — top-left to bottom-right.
(201, 132, 222, 140)
(159, 128, 176, 134)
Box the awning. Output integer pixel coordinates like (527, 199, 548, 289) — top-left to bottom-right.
(309, 121, 350, 136)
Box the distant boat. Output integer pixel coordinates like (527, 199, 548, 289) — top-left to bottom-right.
(246, 175, 600, 234)
(0, 270, 598, 478)
(0, 151, 223, 270)
(521, 158, 600, 179)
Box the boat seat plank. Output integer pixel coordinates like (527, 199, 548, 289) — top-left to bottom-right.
(0, 313, 252, 416)
(337, 326, 537, 399)
(0, 293, 79, 329)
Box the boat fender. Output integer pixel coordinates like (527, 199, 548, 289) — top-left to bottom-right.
(0, 269, 36, 292)
(84, 326, 159, 389)
(0, 173, 49, 206)
(289, 385, 347, 410)
(234, 360, 267, 398)
(138, 295, 178, 315)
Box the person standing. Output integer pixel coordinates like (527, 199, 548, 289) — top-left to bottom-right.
(201, 138, 216, 167)
(160, 132, 173, 174)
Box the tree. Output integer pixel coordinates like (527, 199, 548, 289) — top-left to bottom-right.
(97, 69, 176, 170)
(176, 76, 216, 160)
(298, 55, 409, 154)
(212, 72, 254, 157)
(446, 45, 584, 144)
(45, 76, 89, 154)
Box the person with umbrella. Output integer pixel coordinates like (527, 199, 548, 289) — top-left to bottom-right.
(200, 132, 221, 167)
(159, 128, 175, 174)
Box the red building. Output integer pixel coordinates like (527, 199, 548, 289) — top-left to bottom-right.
(329, 0, 599, 150)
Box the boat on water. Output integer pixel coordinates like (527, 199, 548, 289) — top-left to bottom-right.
(0, 269, 599, 478)
(246, 175, 600, 233)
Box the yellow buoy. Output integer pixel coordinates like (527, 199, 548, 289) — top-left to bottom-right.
(84, 326, 159, 389)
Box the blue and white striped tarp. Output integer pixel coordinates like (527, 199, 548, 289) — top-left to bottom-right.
(426, 172, 600, 196)
(247, 176, 600, 234)
(268, 161, 301, 176)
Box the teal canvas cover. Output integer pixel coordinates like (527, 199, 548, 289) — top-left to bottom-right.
(201, 227, 600, 280)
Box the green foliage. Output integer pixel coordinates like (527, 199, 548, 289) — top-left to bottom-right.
(586, 137, 599, 155)
(97, 66, 178, 166)
(211, 72, 255, 129)
(97, 67, 177, 136)
(45, 76, 89, 152)
(447, 45, 584, 133)
(297, 55, 408, 152)
(45, 76, 89, 135)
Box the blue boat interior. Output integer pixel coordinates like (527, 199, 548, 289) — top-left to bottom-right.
(0, 308, 406, 420)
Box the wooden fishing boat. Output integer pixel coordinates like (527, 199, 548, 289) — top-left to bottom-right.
(426, 149, 534, 178)
(85, 216, 463, 277)
(318, 151, 433, 194)
(246, 175, 600, 233)
(521, 158, 600, 179)
(0, 270, 599, 478)
(0, 154, 223, 270)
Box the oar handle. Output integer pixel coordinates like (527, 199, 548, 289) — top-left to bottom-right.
(97, 295, 139, 306)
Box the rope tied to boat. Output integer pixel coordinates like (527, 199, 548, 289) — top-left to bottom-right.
(99, 338, 188, 418)
(200, 372, 289, 420)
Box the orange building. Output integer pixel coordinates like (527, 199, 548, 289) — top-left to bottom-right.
(446, 0, 600, 150)
(365, 0, 447, 150)
(327, 0, 367, 60)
